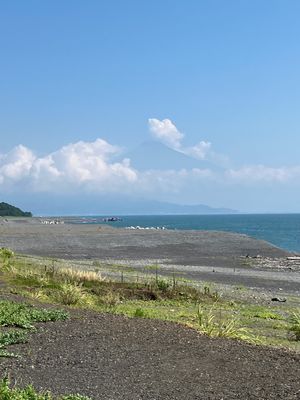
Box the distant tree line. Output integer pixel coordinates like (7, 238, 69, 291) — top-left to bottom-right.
(0, 202, 32, 217)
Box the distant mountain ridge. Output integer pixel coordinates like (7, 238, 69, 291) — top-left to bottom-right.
(12, 194, 236, 216)
(118, 140, 221, 171)
(0, 202, 32, 217)
(146, 201, 236, 215)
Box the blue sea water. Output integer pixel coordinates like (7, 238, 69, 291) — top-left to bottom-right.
(76, 214, 300, 253)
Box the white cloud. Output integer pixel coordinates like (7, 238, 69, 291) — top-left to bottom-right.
(226, 165, 300, 183)
(137, 168, 215, 195)
(148, 118, 184, 149)
(0, 145, 36, 184)
(1, 131, 300, 203)
(0, 139, 137, 192)
(184, 141, 212, 160)
(148, 118, 212, 160)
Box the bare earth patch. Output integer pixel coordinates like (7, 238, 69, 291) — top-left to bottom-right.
(0, 309, 299, 400)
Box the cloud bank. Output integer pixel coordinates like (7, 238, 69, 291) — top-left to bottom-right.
(0, 139, 137, 193)
(1, 119, 300, 206)
(1, 140, 299, 198)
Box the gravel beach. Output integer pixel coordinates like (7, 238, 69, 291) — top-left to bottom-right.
(0, 218, 299, 295)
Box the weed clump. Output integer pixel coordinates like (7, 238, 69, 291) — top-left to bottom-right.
(0, 378, 92, 399)
(0, 300, 68, 356)
(197, 304, 256, 342)
(134, 307, 146, 318)
(0, 300, 68, 329)
(155, 279, 170, 292)
(288, 312, 300, 341)
(54, 283, 86, 306)
(0, 330, 28, 357)
(96, 290, 120, 311)
(0, 248, 14, 271)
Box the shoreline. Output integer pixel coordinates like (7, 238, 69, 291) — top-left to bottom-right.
(2, 214, 300, 254)
(0, 218, 299, 296)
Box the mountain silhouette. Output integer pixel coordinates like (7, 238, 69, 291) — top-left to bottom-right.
(119, 141, 219, 171)
(9, 193, 236, 215)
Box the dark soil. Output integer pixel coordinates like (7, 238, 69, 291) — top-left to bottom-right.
(1, 308, 299, 400)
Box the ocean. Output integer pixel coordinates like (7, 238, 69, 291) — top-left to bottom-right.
(72, 214, 300, 253)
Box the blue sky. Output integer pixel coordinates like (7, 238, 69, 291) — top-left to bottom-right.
(1, 1, 300, 213)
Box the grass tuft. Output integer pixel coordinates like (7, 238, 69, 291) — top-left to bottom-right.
(134, 307, 146, 318)
(197, 304, 257, 343)
(0, 248, 14, 272)
(53, 283, 86, 306)
(288, 312, 300, 341)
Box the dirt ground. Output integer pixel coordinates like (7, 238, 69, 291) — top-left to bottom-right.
(0, 307, 299, 400)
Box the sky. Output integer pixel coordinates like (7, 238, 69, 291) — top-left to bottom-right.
(1, 0, 300, 214)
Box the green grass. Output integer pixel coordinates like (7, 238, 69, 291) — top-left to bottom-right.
(0, 330, 28, 357)
(0, 300, 68, 328)
(0, 378, 92, 400)
(196, 304, 258, 342)
(1, 249, 300, 351)
(134, 307, 146, 317)
(289, 312, 300, 341)
(0, 299, 68, 356)
(240, 304, 284, 321)
(0, 248, 14, 271)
